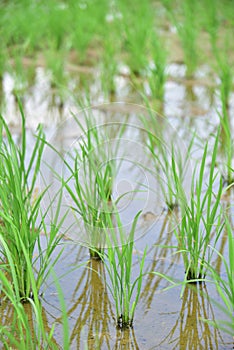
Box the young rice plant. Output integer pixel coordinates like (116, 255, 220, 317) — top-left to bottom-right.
(175, 132, 224, 280)
(0, 104, 65, 300)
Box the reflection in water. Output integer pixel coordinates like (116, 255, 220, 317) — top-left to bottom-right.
(0, 62, 233, 349)
(114, 328, 139, 350)
(52, 259, 114, 349)
(185, 84, 197, 103)
(42, 254, 141, 349)
(1, 68, 69, 129)
(156, 284, 224, 350)
(141, 212, 180, 311)
(0, 299, 60, 349)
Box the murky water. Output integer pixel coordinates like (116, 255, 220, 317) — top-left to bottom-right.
(0, 57, 233, 349)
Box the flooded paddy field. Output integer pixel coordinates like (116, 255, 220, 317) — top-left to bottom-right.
(0, 1, 234, 349)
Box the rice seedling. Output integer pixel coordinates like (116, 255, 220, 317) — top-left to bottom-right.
(45, 46, 68, 91)
(0, 103, 65, 299)
(70, 16, 94, 65)
(0, 43, 7, 81)
(120, 0, 152, 76)
(141, 111, 194, 211)
(148, 31, 167, 104)
(216, 51, 232, 114)
(0, 1, 233, 347)
(218, 110, 234, 186)
(101, 210, 146, 329)
(49, 110, 125, 259)
(100, 33, 118, 97)
(70, 0, 108, 65)
(164, 0, 199, 78)
(181, 0, 199, 78)
(153, 138, 192, 211)
(67, 129, 114, 258)
(0, 0, 108, 74)
(204, 218, 234, 337)
(44, 2, 70, 52)
(202, 0, 219, 51)
(175, 132, 224, 280)
(216, 51, 233, 186)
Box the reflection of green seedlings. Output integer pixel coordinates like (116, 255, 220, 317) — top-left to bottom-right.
(0, 104, 64, 300)
(219, 110, 234, 185)
(64, 259, 113, 349)
(148, 33, 167, 102)
(205, 218, 234, 337)
(175, 134, 223, 280)
(0, 269, 46, 348)
(102, 210, 146, 329)
(158, 282, 220, 349)
(0, 268, 70, 349)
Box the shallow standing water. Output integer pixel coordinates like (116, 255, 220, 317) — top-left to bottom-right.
(0, 55, 234, 349)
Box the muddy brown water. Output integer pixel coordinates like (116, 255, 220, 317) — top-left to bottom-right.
(0, 63, 234, 349)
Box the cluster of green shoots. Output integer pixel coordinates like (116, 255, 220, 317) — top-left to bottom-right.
(141, 110, 194, 211)
(53, 102, 233, 333)
(0, 106, 146, 344)
(58, 112, 147, 328)
(0, 105, 69, 347)
(0, 103, 65, 301)
(140, 113, 234, 336)
(1, 0, 234, 109)
(0, 101, 234, 347)
(1, 0, 234, 346)
(100, 210, 146, 329)
(61, 113, 117, 259)
(175, 133, 223, 280)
